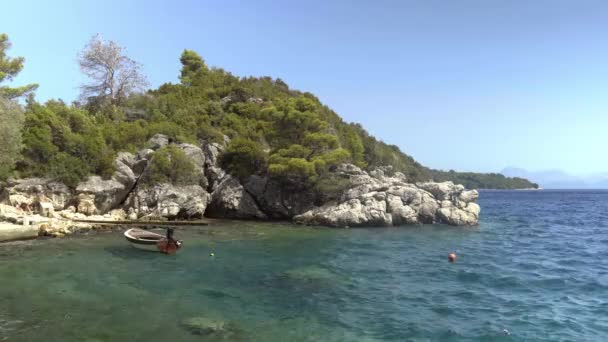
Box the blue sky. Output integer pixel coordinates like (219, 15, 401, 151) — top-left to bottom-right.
(4, 0, 608, 175)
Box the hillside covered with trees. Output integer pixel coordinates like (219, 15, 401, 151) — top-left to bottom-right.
(0, 34, 538, 190)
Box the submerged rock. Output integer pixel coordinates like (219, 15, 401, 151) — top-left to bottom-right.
(180, 316, 242, 338)
(284, 265, 338, 283)
(181, 317, 226, 335)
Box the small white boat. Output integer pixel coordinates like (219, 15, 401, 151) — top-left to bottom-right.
(123, 228, 182, 253)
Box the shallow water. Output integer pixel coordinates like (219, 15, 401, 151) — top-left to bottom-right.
(1, 190, 608, 341)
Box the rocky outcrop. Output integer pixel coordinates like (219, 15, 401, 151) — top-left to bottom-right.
(0, 203, 94, 240)
(76, 193, 97, 216)
(2, 178, 72, 211)
(202, 140, 227, 192)
(148, 133, 169, 149)
(177, 143, 208, 188)
(437, 202, 480, 226)
(206, 176, 266, 219)
(0, 131, 481, 236)
(119, 136, 212, 219)
(294, 193, 392, 227)
(124, 183, 210, 219)
(294, 165, 480, 227)
(244, 176, 315, 219)
(75, 176, 130, 215)
(74, 152, 139, 215)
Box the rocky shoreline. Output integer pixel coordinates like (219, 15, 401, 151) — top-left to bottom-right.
(0, 134, 480, 242)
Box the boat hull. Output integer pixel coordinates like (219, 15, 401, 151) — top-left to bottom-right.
(124, 228, 163, 253)
(123, 228, 182, 253)
(128, 241, 160, 252)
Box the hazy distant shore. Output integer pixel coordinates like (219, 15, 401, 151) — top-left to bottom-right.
(478, 188, 542, 191)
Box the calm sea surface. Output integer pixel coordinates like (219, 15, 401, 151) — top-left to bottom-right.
(1, 190, 607, 341)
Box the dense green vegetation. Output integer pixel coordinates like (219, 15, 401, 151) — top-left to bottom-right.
(142, 145, 202, 186)
(0, 34, 538, 190)
(0, 97, 24, 180)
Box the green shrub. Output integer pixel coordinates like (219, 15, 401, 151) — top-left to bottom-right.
(219, 138, 267, 180)
(146, 121, 196, 144)
(97, 150, 117, 179)
(313, 173, 352, 202)
(268, 158, 316, 184)
(0, 98, 24, 180)
(9, 46, 537, 190)
(102, 121, 147, 152)
(18, 101, 112, 186)
(312, 148, 350, 171)
(143, 145, 202, 186)
(46, 153, 90, 188)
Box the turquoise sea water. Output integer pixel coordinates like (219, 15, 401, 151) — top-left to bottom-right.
(1, 190, 607, 341)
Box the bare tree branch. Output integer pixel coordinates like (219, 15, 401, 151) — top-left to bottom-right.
(78, 34, 149, 105)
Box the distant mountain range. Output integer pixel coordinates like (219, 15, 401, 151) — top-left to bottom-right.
(501, 167, 608, 189)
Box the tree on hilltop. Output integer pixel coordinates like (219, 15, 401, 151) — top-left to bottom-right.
(179, 49, 207, 86)
(78, 34, 148, 106)
(0, 33, 38, 99)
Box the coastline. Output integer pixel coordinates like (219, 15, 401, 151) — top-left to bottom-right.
(0, 203, 238, 243)
(0, 138, 483, 242)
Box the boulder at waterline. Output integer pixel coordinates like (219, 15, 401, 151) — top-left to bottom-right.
(2, 178, 72, 211)
(283, 265, 340, 283)
(124, 183, 210, 219)
(74, 152, 142, 215)
(206, 176, 267, 219)
(437, 202, 481, 226)
(294, 164, 480, 227)
(244, 175, 316, 219)
(75, 177, 129, 215)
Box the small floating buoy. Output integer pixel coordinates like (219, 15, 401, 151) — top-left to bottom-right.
(209, 252, 215, 257)
(503, 329, 510, 335)
(448, 253, 457, 262)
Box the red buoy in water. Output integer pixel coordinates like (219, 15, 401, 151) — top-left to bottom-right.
(448, 253, 457, 262)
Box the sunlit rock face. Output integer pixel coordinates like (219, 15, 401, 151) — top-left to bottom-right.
(294, 166, 480, 227)
(0, 133, 479, 228)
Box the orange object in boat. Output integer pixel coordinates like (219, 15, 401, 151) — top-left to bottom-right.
(157, 238, 181, 254)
